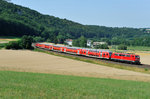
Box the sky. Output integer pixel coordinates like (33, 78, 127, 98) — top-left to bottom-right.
(10, 0, 150, 28)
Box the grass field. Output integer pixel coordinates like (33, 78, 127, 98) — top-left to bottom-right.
(0, 43, 7, 49)
(0, 36, 20, 43)
(0, 71, 150, 99)
(110, 46, 150, 52)
(0, 36, 21, 49)
(128, 46, 150, 51)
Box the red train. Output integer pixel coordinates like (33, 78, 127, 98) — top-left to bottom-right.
(35, 43, 140, 64)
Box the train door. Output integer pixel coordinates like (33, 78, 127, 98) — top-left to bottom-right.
(100, 51, 102, 58)
(109, 52, 112, 59)
(97, 51, 100, 57)
(61, 48, 63, 52)
(64, 48, 66, 52)
(131, 55, 135, 62)
(86, 50, 89, 56)
(77, 50, 80, 54)
(49, 46, 51, 50)
(102, 52, 105, 58)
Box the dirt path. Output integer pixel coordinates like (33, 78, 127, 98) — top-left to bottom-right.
(0, 50, 150, 82)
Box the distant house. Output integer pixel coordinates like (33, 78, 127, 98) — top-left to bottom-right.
(65, 39, 73, 46)
(87, 40, 92, 47)
(146, 29, 150, 33)
(93, 42, 107, 47)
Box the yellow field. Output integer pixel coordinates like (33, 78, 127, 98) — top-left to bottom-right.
(0, 50, 150, 82)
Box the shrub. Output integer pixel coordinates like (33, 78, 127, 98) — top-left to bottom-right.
(5, 35, 34, 50)
(95, 44, 109, 49)
(118, 44, 127, 50)
(5, 41, 22, 49)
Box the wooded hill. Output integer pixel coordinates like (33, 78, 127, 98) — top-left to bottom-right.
(0, 0, 150, 46)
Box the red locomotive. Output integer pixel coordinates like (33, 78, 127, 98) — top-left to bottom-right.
(35, 43, 140, 64)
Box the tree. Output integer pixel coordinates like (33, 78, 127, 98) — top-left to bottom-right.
(79, 36, 87, 47)
(72, 39, 80, 47)
(33, 36, 44, 42)
(72, 36, 87, 47)
(57, 35, 65, 44)
(3, 0, 11, 2)
(21, 35, 33, 49)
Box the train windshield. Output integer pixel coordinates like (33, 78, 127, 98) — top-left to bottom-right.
(135, 55, 140, 58)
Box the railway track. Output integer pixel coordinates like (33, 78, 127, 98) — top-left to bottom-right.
(35, 47, 150, 70)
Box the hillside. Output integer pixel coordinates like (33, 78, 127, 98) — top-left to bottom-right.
(0, 0, 150, 46)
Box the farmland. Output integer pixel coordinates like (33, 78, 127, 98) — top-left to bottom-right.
(0, 50, 150, 82)
(0, 37, 20, 49)
(0, 49, 150, 98)
(0, 36, 20, 43)
(0, 71, 150, 99)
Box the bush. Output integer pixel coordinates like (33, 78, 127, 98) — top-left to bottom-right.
(5, 41, 22, 49)
(5, 35, 34, 50)
(0, 43, 7, 49)
(95, 44, 109, 49)
(118, 45, 127, 50)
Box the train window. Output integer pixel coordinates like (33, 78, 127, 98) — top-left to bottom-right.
(103, 53, 105, 55)
(115, 54, 118, 56)
(126, 55, 130, 57)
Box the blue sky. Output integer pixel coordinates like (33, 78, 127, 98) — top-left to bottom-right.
(11, 0, 150, 28)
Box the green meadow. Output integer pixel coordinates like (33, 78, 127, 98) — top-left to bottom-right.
(110, 45, 150, 51)
(0, 43, 6, 49)
(0, 71, 150, 99)
(128, 46, 150, 51)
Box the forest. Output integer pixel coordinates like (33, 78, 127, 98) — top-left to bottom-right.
(0, 0, 150, 46)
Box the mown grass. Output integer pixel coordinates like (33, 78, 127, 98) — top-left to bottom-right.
(34, 48, 150, 74)
(0, 71, 150, 99)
